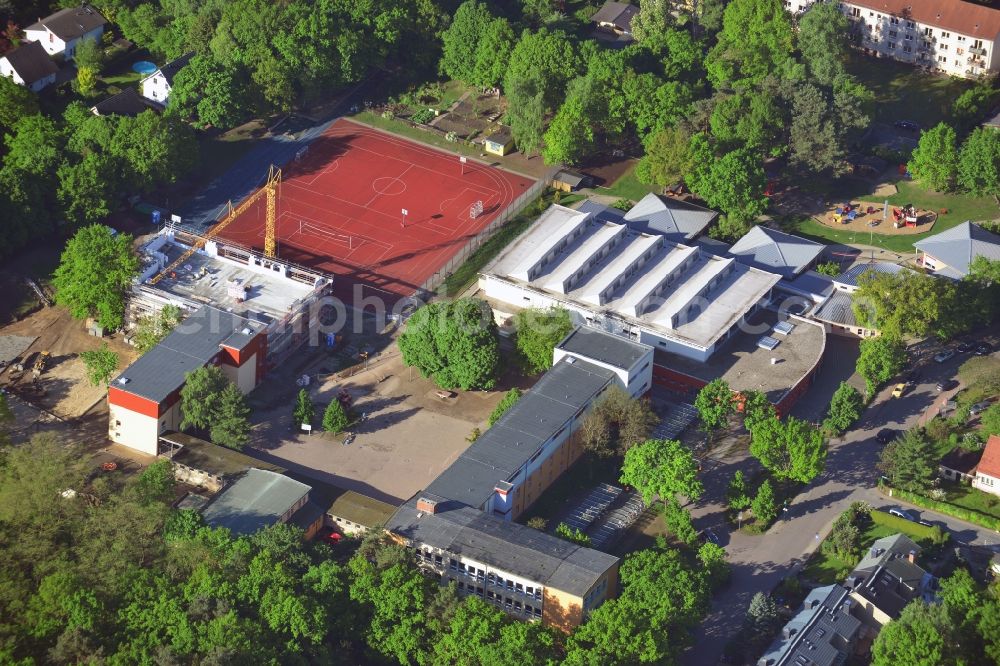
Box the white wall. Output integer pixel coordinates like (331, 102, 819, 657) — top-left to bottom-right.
(109, 400, 182, 455)
(0, 57, 55, 91)
(24, 28, 66, 56)
(220, 352, 257, 393)
(482, 274, 711, 363)
(142, 72, 171, 105)
(552, 346, 653, 398)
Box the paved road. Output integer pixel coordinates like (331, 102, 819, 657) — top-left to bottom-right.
(176, 82, 369, 229)
(683, 346, 996, 665)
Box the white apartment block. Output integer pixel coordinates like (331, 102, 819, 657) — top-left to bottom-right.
(786, 0, 1000, 78)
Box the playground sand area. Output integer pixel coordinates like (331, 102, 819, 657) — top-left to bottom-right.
(815, 201, 937, 235)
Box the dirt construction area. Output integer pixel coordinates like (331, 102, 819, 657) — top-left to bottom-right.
(248, 351, 508, 504)
(0, 306, 138, 421)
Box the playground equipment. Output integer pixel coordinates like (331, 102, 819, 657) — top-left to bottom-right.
(892, 204, 919, 228)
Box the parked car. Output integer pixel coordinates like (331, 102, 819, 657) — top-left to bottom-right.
(956, 341, 974, 353)
(889, 507, 919, 522)
(891, 383, 907, 398)
(970, 401, 992, 417)
(934, 349, 956, 363)
(904, 369, 920, 385)
(975, 342, 992, 356)
(894, 120, 920, 131)
(936, 379, 958, 392)
(876, 429, 900, 445)
(697, 529, 720, 545)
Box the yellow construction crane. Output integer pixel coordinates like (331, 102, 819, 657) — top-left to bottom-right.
(150, 166, 281, 285)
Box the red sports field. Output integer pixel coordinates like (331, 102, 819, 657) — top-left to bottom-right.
(216, 118, 535, 303)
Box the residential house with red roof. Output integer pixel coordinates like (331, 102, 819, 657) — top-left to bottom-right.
(973, 435, 1000, 497)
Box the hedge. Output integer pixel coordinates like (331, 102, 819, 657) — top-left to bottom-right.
(869, 508, 948, 545)
(883, 487, 1000, 532)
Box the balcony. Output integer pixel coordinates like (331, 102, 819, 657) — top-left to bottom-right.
(970, 46, 987, 56)
(967, 56, 983, 65)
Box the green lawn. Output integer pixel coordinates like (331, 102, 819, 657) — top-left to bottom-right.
(786, 180, 999, 253)
(100, 71, 141, 89)
(354, 111, 486, 158)
(802, 509, 942, 584)
(847, 53, 973, 128)
(941, 482, 1000, 519)
(593, 164, 657, 203)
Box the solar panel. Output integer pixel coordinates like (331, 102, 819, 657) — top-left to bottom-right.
(758, 336, 780, 350)
(773, 321, 795, 335)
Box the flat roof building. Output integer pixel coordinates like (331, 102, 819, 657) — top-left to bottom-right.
(158, 431, 285, 492)
(202, 468, 320, 537)
(326, 490, 398, 535)
(386, 327, 646, 630)
(481, 202, 780, 363)
(108, 305, 267, 455)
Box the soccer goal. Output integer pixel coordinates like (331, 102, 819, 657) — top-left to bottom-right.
(299, 221, 355, 250)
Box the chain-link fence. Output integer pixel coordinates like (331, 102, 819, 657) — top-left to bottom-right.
(416, 166, 561, 298)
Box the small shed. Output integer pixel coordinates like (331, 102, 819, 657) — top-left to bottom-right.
(552, 169, 590, 192)
(484, 127, 514, 156)
(326, 490, 398, 536)
(940, 447, 982, 484)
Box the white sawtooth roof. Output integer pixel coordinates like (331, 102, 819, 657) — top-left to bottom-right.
(485, 201, 781, 350)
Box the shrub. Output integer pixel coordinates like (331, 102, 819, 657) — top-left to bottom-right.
(888, 487, 1000, 532)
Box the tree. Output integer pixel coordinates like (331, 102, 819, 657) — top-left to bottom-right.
(169, 54, 250, 128)
(662, 497, 697, 545)
(689, 147, 768, 229)
(908, 123, 959, 191)
(824, 381, 865, 434)
(788, 82, 860, 176)
(695, 378, 735, 435)
(130, 459, 175, 506)
(871, 602, 963, 666)
(708, 88, 785, 154)
(740, 389, 776, 435)
(952, 85, 1000, 131)
(488, 388, 522, 427)
(504, 76, 546, 155)
(706, 0, 794, 88)
(398, 299, 501, 390)
(472, 18, 515, 89)
(0, 391, 13, 445)
(53, 225, 140, 331)
(75, 66, 99, 96)
(726, 470, 751, 511)
(210, 384, 251, 450)
(697, 542, 730, 589)
(631, 0, 672, 45)
(636, 126, 692, 188)
(797, 2, 849, 86)
(73, 38, 104, 73)
(293, 389, 314, 428)
(504, 28, 577, 111)
(815, 261, 841, 277)
(980, 404, 1000, 437)
(513, 307, 573, 374)
(620, 438, 703, 506)
(957, 127, 1000, 197)
(555, 522, 591, 546)
(746, 591, 780, 634)
(439, 0, 494, 84)
(80, 343, 119, 386)
(323, 398, 350, 434)
(856, 335, 907, 397)
(179, 365, 229, 431)
(132, 304, 181, 353)
(542, 95, 594, 165)
(751, 479, 777, 526)
(0, 75, 39, 134)
(878, 429, 937, 492)
(749, 416, 827, 484)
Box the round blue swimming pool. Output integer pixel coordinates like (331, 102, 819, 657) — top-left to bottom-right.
(132, 60, 157, 75)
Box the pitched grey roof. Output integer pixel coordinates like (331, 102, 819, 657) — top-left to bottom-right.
(727, 225, 824, 278)
(914, 221, 1000, 277)
(2, 41, 58, 84)
(388, 499, 618, 597)
(576, 199, 626, 225)
(91, 87, 151, 117)
(27, 5, 106, 40)
(853, 533, 922, 572)
(757, 585, 860, 666)
(155, 52, 194, 86)
(553, 170, 587, 188)
(811, 291, 859, 328)
(622, 193, 717, 242)
(590, 1, 639, 30)
(556, 326, 650, 371)
(940, 447, 982, 475)
(202, 468, 311, 535)
(112, 305, 264, 404)
(833, 261, 910, 288)
(424, 357, 615, 508)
